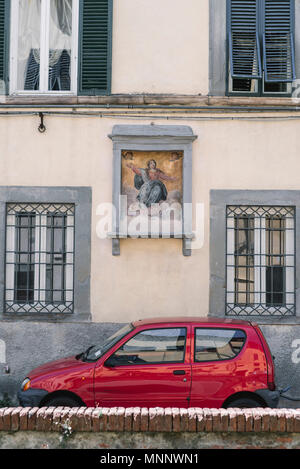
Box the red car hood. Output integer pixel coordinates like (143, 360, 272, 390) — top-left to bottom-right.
(28, 355, 89, 380)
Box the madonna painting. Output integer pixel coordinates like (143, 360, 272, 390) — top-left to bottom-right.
(121, 151, 183, 228)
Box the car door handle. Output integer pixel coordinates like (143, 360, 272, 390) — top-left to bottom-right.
(173, 370, 186, 375)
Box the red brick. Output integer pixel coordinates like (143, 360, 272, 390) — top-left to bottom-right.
(19, 407, 31, 431)
(3, 408, 14, 431)
(211, 409, 222, 432)
(76, 407, 88, 432)
(107, 407, 118, 431)
(261, 411, 270, 432)
(285, 410, 295, 433)
(154, 408, 164, 432)
(68, 407, 80, 432)
(124, 408, 133, 432)
(91, 408, 102, 432)
(149, 408, 158, 432)
(180, 408, 189, 432)
(140, 408, 149, 432)
(99, 408, 110, 432)
(187, 408, 197, 432)
(172, 408, 181, 432)
(227, 409, 237, 432)
(203, 409, 213, 432)
(293, 411, 300, 432)
(116, 407, 125, 432)
(277, 411, 286, 433)
(197, 409, 205, 432)
(11, 407, 22, 431)
(0, 408, 6, 431)
(51, 406, 64, 432)
(132, 407, 142, 432)
(163, 408, 172, 432)
(269, 410, 278, 432)
(27, 407, 39, 431)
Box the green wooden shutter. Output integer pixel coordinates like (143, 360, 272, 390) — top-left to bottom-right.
(79, 0, 113, 95)
(263, 0, 295, 82)
(228, 0, 262, 79)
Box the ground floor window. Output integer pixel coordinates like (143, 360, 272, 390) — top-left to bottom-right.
(226, 205, 295, 316)
(5, 203, 75, 313)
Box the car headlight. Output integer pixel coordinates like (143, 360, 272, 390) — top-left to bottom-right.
(21, 378, 31, 392)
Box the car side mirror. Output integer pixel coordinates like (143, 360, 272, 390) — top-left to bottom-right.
(104, 356, 117, 367)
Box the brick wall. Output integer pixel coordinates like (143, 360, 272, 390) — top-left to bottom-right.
(1, 406, 300, 434)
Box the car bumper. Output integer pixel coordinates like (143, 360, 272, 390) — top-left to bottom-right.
(18, 388, 49, 407)
(255, 388, 280, 408)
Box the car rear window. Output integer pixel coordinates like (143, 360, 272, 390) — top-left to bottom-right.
(194, 328, 246, 362)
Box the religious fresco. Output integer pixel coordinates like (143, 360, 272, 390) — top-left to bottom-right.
(121, 150, 183, 235)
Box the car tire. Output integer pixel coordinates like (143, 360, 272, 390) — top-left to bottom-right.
(225, 397, 264, 409)
(43, 396, 81, 407)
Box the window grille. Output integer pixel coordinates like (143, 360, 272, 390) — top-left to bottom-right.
(226, 205, 295, 316)
(5, 203, 75, 313)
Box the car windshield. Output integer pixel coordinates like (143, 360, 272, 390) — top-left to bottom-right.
(82, 324, 134, 361)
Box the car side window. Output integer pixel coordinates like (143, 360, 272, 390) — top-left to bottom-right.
(194, 328, 246, 362)
(110, 328, 187, 365)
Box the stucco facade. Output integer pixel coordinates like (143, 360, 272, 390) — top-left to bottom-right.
(0, 0, 299, 407)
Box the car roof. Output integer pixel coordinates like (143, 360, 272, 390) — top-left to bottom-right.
(132, 317, 251, 327)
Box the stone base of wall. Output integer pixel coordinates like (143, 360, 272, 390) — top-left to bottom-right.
(1, 407, 300, 449)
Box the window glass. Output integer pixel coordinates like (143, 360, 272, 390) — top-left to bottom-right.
(194, 328, 246, 362)
(111, 328, 187, 365)
(18, 0, 41, 90)
(14, 0, 75, 92)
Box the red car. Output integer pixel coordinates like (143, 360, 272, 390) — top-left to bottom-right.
(18, 317, 279, 409)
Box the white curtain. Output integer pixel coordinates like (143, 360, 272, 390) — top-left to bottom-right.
(17, 0, 72, 90)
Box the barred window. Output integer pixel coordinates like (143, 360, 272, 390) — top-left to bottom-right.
(226, 206, 295, 316)
(5, 203, 75, 313)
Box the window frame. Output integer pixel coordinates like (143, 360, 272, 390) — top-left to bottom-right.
(9, 0, 80, 96)
(193, 327, 247, 363)
(5, 203, 75, 314)
(226, 205, 296, 316)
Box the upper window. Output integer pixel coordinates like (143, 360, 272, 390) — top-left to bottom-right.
(5, 0, 112, 95)
(10, 0, 79, 94)
(109, 328, 187, 365)
(227, 0, 295, 96)
(226, 205, 296, 316)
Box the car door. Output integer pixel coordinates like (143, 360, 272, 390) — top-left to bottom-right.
(190, 326, 247, 408)
(94, 325, 192, 408)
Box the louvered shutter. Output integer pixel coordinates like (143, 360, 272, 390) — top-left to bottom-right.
(228, 0, 262, 79)
(0, 0, 6, 87)
(263, 0, 295, 82)
(79, 0, 112, 95)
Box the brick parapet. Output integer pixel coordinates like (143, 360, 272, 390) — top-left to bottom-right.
(0, 407, 300, 434)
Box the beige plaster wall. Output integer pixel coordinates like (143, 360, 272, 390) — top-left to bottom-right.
(0, 113, 299, 322)
(111, 0, 209, 95)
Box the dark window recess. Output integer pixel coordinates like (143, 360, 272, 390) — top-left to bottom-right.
(14, 213, 35, 304)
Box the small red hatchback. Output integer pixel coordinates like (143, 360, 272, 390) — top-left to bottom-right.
(18, 317, 279, 409)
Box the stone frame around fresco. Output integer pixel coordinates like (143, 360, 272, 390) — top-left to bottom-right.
(108, 124, 197, 256)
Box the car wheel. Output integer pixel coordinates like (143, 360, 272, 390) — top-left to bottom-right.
(225, 397, 264, 409)
(43, 396, 82, 407)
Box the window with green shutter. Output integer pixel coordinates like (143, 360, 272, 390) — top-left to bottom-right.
(5, 0, 112, 96)
(227, 0, 295, 96)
